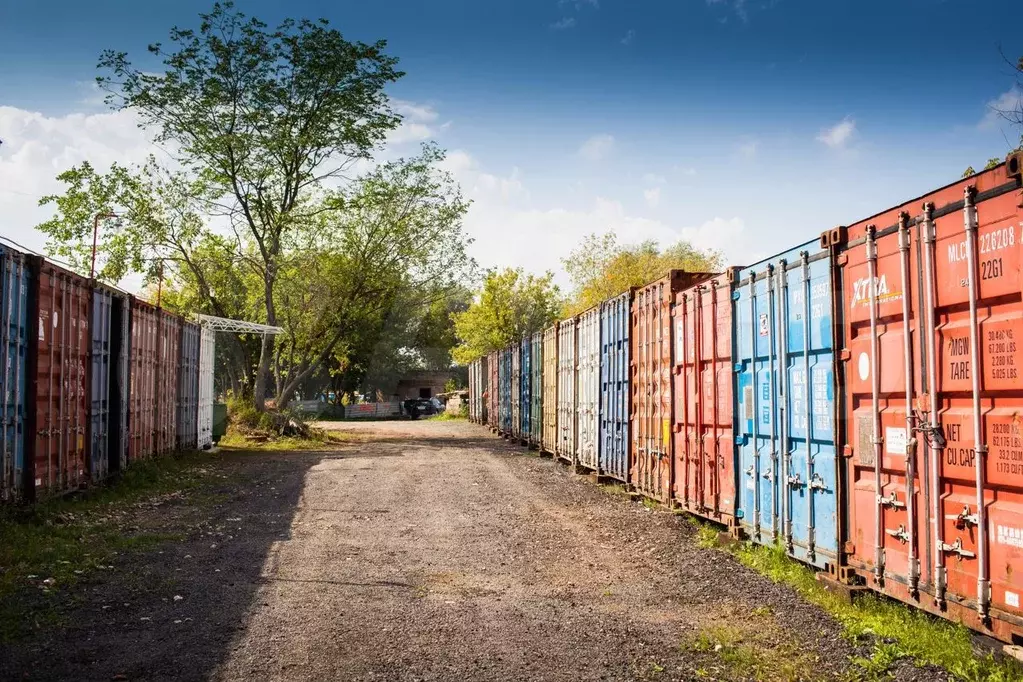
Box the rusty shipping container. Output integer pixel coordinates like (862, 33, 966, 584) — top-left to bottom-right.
(129, 299, 159, 461)
(29, 259, 90, 498)
(576, 306, 600, 470)
(631, 271, 713, 504)
(177, 320, 200, 451)
(156, 310, 182, 455)
(89, 284, 130, 484)
(487, 350, 499, 430)
(0, 245, 30, 502)
(557, 316, 577, 464)
(832, 153, 1023, 643)
(599, 291, 631, 483)
(529, 331, 543, 447)
(673, 272, 737, 525)
(542, 323, 559, 453)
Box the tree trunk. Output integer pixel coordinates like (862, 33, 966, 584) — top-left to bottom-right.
(253, 270, 278, 411)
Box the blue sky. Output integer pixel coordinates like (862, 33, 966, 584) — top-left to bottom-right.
(1, 0, 1022, 288)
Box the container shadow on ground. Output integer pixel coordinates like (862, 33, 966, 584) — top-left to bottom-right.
(0, 452, 318, 682)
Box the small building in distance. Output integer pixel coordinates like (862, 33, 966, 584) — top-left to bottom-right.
(391, 370, 460, 400)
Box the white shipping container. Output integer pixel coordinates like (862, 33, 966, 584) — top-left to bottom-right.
(557, 317, 577, 463)
(575, 306, 600, 470)
(197, 326, 215, 450)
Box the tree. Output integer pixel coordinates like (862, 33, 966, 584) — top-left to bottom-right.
(562, 232, 721, 316)
(92, 2, 404, 409)
(452, 268, 563, 364)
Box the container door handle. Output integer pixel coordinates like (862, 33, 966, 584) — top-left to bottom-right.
(939, 538, 976, 560)
(885, 525, 910, 544)
(786, 474, 805, 488)
(808, 473, 828, 492)
(876, 491, 906, 509)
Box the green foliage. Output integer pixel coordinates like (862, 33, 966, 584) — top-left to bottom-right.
(451, 268, 563, 364)
(562, 232, 722, 316)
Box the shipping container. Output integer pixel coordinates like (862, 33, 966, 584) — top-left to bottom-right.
(576, 306, 600, 471)
(557, 317, 577, 464)
(600, 292, 631, 483)
(89, 284, 130, 484)
(487, 350, 499, 430)
(542, 323, 559, 454)
(0, 245, 29, 502)
(29, 259, 90, 498)
(520, 335, 531, 442)
(632, 271, 713, 503)
(177, 321, 200, 450)
(467, 358, 478, 423)
(673, 272, 737, 525)
(499, 348, 513, 434)
(156, 310, 181, 455)
(129, 299, 159, 461)
(530, 331, 543, 447)
(832, 154, 1023, 643)
(734, 240, 839, 568)
(198, 325, 215, 449)
(511, 343, 522, 440)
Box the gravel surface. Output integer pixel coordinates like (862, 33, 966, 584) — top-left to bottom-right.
(1, 419, 952, 681)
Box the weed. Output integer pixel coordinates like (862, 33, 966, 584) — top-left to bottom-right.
(641, 497, 659, 511)
(428, 412, 466, 422)
(849, 642, 906, 681)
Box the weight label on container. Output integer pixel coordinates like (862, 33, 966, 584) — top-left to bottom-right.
(758, 314, 769, 337)
(885, 427, 907, 456)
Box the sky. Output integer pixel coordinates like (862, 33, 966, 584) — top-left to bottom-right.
(1, 0, 1022, 293)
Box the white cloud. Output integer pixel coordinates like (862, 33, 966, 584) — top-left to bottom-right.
(981, 87, 1023, 129)
(643, 186, 661, 208)
(392, 99, 439, 123)
(737, 140, 758, 159)
(621, 29, 635, 45)
(672, 166, 697, 176)
(387, 99, 443, 145)
(642, 173, 667, 185)
(550, 16, 576, 30)
(579, 133, 615, 161)
(816, 117, 856, 148)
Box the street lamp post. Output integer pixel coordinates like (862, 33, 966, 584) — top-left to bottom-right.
(91, 212, 119, 280)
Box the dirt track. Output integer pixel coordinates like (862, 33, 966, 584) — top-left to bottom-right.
(1, 420, 944, 681)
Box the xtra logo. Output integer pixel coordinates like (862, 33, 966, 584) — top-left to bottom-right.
(851, 274, 902, 308)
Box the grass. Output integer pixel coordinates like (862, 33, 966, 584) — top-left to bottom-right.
(218, 428, 358, 451)
(692, 523, 1023, 682)
(427, 412, 467, 421)
(0, 451, 216, 641)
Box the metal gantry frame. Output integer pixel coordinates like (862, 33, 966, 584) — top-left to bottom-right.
(195, 314, 283, 448)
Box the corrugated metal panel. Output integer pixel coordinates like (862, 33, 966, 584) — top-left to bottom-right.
(530, 331, 543, 446)
(735, 242, 837, 568)
(576, 306, 600, 470)
(499, 348, 512, 434)
(673, 272, 737, 525)
(129, 299, 159, 461)
(89, 285, 129, 484)
(557, 317, 577, 463)
(836, 157, 1023, 642)
(600, 292, 631, 483)
(156, 310, 182, 455)
(520, 336, 531, 441)
(31, 259, 90, 498)
(0, 246, 29, 502)
(177, 321, 200, 450)
(487, 351, 499, 429)
(542, 324, 558, 453)
(632, 271, 714, 503)
(511, 344, 521, 439)
(198, 325, 214, 449)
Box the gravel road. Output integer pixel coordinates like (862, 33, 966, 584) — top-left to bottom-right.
(1, 419, 948, 681)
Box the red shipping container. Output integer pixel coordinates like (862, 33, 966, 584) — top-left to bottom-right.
(672, 271, 738, 525)
(157, 309, 182, 455)
(129, 299, 159, 461)
(29, 259, 90, 498)
(487, 350, 499, 430)
(833, 153, 1023, 643)
(631, 270, 714, 503)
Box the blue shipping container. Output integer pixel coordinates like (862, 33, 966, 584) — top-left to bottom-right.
(734, 240, 838, 569)
(520, 336, 532, 441)
(529, 331, 543, 446)
(599, 292, 631, 482)
(89, 286, 130, 483)
(0, 245, 29, 502)
(499, 348, 513, 434)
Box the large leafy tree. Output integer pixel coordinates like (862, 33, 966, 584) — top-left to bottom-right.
(561, 232, 721, 316)
(452, 268, 563, 364)
(85, 2, 403, 409)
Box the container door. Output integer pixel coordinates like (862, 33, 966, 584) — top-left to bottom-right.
(543, 328, 559, 452)
(601, 298, 631, 481)
(558, 320, 577, 462)
(577, 310, 599, 469)
(784, 254, 839, 568)
(0, 248, 28, 502)
(531, 334, 543, 444)
(90, 288, 112, 483)
(632, 282, 673, 502)
(198, 326, 214, 449)
(521, 339, 530, 438)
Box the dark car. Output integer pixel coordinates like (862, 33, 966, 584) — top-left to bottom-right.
(402, 398, 438, 419)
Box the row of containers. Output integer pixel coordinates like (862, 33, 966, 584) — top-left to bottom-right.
(0, 247, 218, 504)
(469, 152, 1023, 645)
